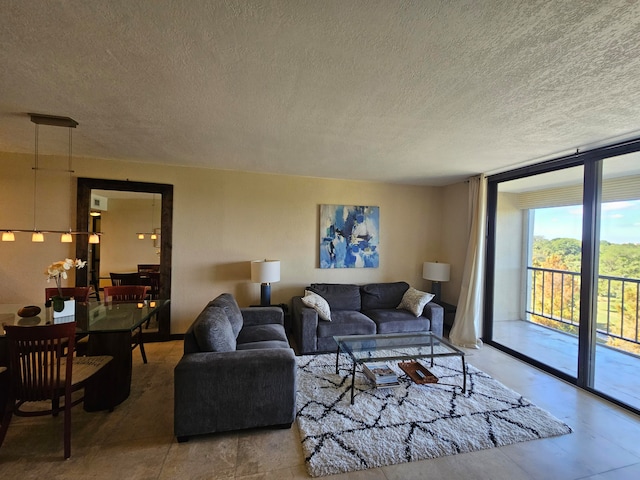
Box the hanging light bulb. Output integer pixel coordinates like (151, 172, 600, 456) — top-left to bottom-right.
(138, 233, 145, 240)
(32, 231, 44, 242)
(2, 231, 15, 242)
(150, 232, 157, 240)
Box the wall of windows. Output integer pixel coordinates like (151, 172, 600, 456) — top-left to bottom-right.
(485, 141, 640, 414)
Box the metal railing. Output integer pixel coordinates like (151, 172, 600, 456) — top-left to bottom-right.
(525, 266, 640, 345)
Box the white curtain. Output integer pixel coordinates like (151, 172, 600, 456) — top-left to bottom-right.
(449, 174, 487, 349)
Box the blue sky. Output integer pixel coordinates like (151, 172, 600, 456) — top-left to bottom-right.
(533, 200, 640, 244)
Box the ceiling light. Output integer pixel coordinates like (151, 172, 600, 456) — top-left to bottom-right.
(0, 114, 103, 243)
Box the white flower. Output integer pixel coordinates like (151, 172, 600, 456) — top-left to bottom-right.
(44, 258, 87, 281)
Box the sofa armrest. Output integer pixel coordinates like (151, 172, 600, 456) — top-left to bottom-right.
(291, 296, 319, 354)
(174, 348, 297, 438)
(241, 306, 284, 326)
(424, 302, 444, 338)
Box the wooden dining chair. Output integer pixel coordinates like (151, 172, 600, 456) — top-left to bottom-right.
(109, 272, 142, 286)
(137, 271, 160, 328)
(137, 272, 159, 298)
(137, 264, 160, 273)
(45, 286, 92, 303)
(0, 322, 113, 459)
(103, 285, 150, 364)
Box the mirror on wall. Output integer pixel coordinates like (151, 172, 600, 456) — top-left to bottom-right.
(76, 178, 173, 340)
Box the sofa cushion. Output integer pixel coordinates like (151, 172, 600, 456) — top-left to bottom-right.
(316, 310, 376, 339)
(397, 287, 435, 316)
(237, 323, 288, 345)
(360, 281, 410, 310)
(193, 306, 236, 352)
(211, 293, 243, 337)
(364, 308, 431, 334)
(301, 290, 332, 321)
(309, 283, 361, 311)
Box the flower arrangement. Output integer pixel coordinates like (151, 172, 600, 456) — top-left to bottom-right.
(45, 258, 86, 311)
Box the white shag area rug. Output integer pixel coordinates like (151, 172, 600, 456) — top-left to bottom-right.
(296, 353, 572, 477)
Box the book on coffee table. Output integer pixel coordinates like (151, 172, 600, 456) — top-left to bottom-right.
(363, 362, 400, 388)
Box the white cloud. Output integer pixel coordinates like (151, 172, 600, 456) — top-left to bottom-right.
(602, 201, 633, 211)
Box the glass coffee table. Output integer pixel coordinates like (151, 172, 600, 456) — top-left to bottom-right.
(334, 332, 467, 404)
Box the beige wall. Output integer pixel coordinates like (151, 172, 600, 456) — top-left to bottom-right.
(99, 197, 161, 286)
(1, 151, 468, 334)
(440, 181, 470, 305)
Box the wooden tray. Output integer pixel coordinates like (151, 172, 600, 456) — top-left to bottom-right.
(398, 360, 438, 385)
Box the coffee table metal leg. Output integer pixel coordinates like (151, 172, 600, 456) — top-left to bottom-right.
(350, 360, 357, 405)
(430, 335, 434, 367)
(335, 345, 341, 374)
(461, 356, 467, 393)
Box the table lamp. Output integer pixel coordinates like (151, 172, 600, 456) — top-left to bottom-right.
(422, 261, 450, 303)
(251, 259, 281, 306)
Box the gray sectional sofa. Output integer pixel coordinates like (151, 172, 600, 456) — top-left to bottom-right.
(174, 294, 297, 442)
(291, 282, 444, 354)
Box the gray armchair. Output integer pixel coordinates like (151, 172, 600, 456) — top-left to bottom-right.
(174, 294, 297, 441)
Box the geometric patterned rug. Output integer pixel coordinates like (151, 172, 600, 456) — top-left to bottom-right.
(296, 353, 572, 477)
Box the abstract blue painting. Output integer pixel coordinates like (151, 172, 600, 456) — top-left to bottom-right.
(320, 204, 379, 268)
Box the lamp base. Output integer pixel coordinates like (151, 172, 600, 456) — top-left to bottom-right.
(431, 281, 442, 304)
(260, 283, 271, 306)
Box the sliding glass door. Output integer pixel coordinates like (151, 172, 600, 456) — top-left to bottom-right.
(486, 144, 640, 414)
(491, 166, 584, 379)
(593, 154, 640, 410)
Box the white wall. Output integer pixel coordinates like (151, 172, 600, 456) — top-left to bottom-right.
(494, 192, 524, 322)
(1, 151, 469, 334)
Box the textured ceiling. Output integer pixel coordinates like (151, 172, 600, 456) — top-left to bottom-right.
(2, 0, 640, 186)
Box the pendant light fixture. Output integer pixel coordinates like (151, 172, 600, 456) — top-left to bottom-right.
(136, 193, 159, 240)
(0, 113, 100, 243)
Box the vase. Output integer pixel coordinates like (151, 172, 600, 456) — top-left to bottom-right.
(52, 298, 75, 319)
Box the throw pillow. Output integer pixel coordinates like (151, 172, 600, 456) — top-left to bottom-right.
(193, 306, 237, 352)
(301, 290, 332, 321)
(396, 287, 435, 317)
(211, 293, 243, 338)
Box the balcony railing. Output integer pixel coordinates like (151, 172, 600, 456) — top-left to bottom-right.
(526, 266, 640, 347)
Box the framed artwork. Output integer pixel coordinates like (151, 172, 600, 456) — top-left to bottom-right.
(320, 204, 379, 268)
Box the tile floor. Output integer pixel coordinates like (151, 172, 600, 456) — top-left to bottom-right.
(1, 340, 640, 479)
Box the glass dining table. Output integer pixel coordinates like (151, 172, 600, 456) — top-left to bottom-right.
(0, 299, 169, 411)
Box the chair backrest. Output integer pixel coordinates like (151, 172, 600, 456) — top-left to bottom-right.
(4, 322, 76, 403)
(45, 287, 92, 303)
(110, 272, 142, 286)
(103, 285, 149, 302)
(137, 264, 160, 273)
(137, 271, 160, 299)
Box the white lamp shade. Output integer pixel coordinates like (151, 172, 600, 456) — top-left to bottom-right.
(423, 262, 450, 282)
(251, 260, 280, 284)
(31, 232, 44, 242)
(2, 231, 15, 241)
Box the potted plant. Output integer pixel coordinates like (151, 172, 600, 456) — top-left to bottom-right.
(45, 258, 86, 315)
